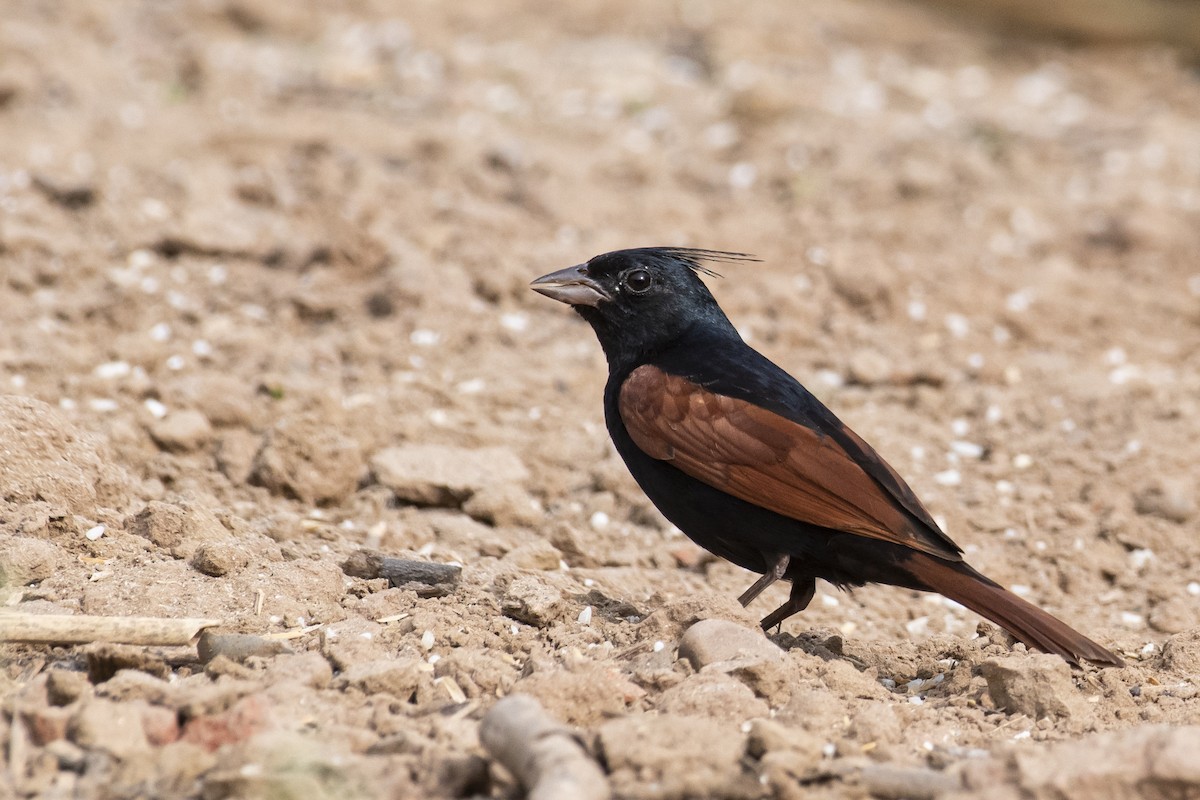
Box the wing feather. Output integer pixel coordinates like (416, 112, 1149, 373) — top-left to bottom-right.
(619, 365, 961, 560)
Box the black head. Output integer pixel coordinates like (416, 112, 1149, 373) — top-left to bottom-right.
(531, 247, 755, 366)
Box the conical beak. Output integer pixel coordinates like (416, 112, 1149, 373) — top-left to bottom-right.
(530, 264, 611, 307)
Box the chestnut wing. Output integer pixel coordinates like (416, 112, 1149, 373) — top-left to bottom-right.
(619, 365, 961, 560)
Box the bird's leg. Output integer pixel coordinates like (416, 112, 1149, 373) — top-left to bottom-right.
(737, 554, 790, 607)
(760, 575, 816, 632)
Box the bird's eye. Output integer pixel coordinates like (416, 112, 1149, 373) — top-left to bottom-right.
(623, 269, 653, 294)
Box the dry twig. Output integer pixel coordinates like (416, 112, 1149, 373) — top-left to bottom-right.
(480, 694, 610, 800)
(0, 613, 220, 646)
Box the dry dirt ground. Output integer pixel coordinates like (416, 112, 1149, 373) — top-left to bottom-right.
(2, 1, 1200, 798)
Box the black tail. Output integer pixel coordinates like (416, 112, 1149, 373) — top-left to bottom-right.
(904, 552, 1123, 667)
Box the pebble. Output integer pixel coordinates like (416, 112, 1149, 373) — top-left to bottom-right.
(1133, 478, 1196, 523)
(980, 654, 1081, 719)
(189, 541, 250, 577)
(1148, 597, 1196, 634)
(196, 631, 291, 664)
(678, 619, 783, 670)
(848, 350, 892, 385)
(0, 537, 66, 583)
(499, 575, 567, 627)
(251, 413, 365, 505)
(1159, 629, 1200, 673)
(148, 409, 213, 453)
(370, 444, 528, 507)
(462, 483, 542, 527)
(126, 501, 229, 559)
(499, 539, 563, 571)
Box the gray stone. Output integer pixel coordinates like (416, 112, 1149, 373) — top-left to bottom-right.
(251, 413, 365, 505)
(980, 654, 1081, 719)
(370, 444, 529, 507)
(190, 541, 250, 577)
(149, 409, 213, 452)
(126, 501, 228, 559)
(499, 575, 567, 627)
(678, 618, 783, 671)
(1134, 478, 1196, 523)
(0, 537, 65, 585)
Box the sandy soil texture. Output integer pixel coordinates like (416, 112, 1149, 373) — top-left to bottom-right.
(2, 1, 1199, 798)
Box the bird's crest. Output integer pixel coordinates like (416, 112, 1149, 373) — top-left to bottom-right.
(600, 247, 759, 279)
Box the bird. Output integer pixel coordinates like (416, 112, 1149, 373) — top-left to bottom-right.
(530, 246, 1123, 667)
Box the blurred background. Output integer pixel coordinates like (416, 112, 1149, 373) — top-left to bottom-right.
(2, 1, 1199, 798)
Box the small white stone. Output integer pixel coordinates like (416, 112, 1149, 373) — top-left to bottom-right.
(1012, 453, 1033, 470)
(87, 398, 118, 412)
(944, 313, 969, 338)
(933, 469, 961, 486)
(951, 441, 984, 459)
(820, 593, 839, 607)
(94, 361, 131, 379)
(652, 640, 665, 652)
(951, 418, 970, 437)
(410, 329, 441, 346)
(1129, 549, 1155, 571)
(577, 606, 593, 625)
(420, 630, 435, 650)
(1005, 290, 1032, 312)
(589, 511, 610, 530)
(1187, 581, 1200, 597)
(166, 355, 186, 370)
(908, 696, 925, 705)
(144, 398, 168, 419)
(1011, 584, 1032, 597)
(816, 369, 844, 388)
(905, 616, 929, 635)
(1109, 365, 1140, 385)
(907, 299, 926, 321)
(456, 378, 485, 394)
(85, 525, 105, 541)
(192, 339, 213, 357)
(728, 161, 757, 189)
(500, 312, 529, 332)
(149, 323, 172, 342)
(1120, 612, 1144, 628)
(128, 249, 155, 269)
